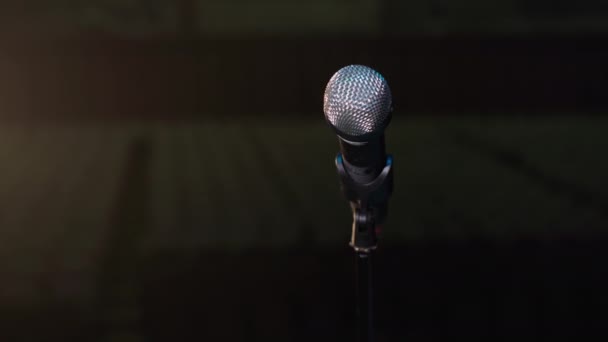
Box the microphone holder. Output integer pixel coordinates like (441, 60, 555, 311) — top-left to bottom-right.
(335, 154, 393, 253)
(335, 153, 393, 342)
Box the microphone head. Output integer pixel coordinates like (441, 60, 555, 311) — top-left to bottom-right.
(323, 65, 392, 142)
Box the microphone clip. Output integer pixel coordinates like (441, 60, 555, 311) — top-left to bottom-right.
(335, 154, 394, 253)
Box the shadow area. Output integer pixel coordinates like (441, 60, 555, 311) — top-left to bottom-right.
(445, 130, 608, 216)
(138, 237, 608, 341)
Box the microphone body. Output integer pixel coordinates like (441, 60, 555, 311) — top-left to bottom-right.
(323, 64, 393, 186)
(338, 134, 387, 185)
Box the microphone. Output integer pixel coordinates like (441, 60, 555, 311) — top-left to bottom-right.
(323, 65, 394, 252)
(323, 65, 393, 185)
(323, 65, 394, 342)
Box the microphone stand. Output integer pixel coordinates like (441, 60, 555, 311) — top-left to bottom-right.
(335, 154, 394, 342)
(356, 249, 374, 342)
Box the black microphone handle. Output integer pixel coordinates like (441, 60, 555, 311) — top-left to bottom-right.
(338, 134, 387, 185)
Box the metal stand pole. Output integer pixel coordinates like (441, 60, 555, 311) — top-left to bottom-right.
(335, 153, 393, 342)
(356, 251, 374, 342)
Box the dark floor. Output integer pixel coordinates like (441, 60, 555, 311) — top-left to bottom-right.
(4, 238, 606, 342)
(147, 239, 608, 341)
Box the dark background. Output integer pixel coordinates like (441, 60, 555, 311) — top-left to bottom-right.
(0, 1, 607, 341)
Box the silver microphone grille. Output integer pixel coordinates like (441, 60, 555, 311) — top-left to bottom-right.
(323, 65, 392, 138)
